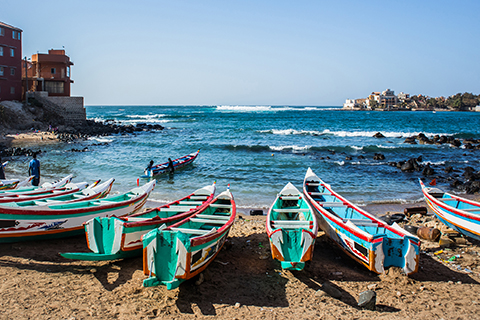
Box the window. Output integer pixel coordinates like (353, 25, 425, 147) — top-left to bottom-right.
(12, 31, 20, 40)
(10, 68, 15, 76)
(51, 68, 56, 74)
(10, 48, 14, 57)
(45, 81, 64, 94)
(66, 66, 70, 77)
(0, 27, 4, 36)
(0, 66, 3, 76)
(0, 47, 3, 56)
(10, 87, 15, 94)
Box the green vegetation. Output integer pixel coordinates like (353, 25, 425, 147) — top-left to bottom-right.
(410, 92, 479, 111)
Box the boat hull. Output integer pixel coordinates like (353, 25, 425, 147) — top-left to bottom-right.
(143, 150, 199, 178)
(304, 168, 420, 275)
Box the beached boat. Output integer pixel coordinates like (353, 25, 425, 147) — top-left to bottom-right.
(0, 180, 92, 203)
(420, 179, 480, 241)
(143, 150, 200, 178)
(142, 186, 235, 289)
(60, 183, 216, 261)
(266, 182, 318, 271)
(303, 168, 420, 275)
(0, 180, 155, 243)
(0, 178, 114, 207)
(0, 178, 21, 190)
(0, 175, 73, 195)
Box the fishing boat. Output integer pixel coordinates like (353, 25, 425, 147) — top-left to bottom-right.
(266, 182, 318, 271)
(60, 183, 216, 261)
(303, 168, 420, 275)
(0, 175, 73, 195)
(0, 178, 21, 190)
(0, 178, 114, 207)
(0, 180, 92, 203)
(420, 179, 480, 241)
(142, 150, 200, 178)
(0, 180, 155, 243)
(142, 186, 235, 289)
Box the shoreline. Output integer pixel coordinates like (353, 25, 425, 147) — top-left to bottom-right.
(1, 130, 59, 147)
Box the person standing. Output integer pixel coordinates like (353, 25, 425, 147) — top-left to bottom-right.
(0, 157, 5, 180)
(29, 153, 41, 186)
(168, 158, 174, 174)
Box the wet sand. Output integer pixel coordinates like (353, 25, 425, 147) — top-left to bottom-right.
(1, 201, 480, 319)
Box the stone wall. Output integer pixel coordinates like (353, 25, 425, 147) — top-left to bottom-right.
(31, 92, 86, 126)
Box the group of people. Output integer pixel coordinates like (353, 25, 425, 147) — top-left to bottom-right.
(146, 158, 175, 175)
(0, 153, 41, 186)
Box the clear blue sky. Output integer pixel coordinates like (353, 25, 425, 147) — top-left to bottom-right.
(3, 0, 479, 106)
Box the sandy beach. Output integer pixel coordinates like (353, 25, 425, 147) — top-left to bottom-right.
(0, 201, 480, 320)
(0, 130, 58, 147)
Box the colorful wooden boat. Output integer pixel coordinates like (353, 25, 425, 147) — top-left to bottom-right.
(142, 186, 235, 289)
(143, 150, 200, 178)
(420, 179, 480, 241)
(0, 181, 92, 203)
(303, 168, 420, 275)
(0, 178, 114, 208)
(0, 180, 155, 243)
(0, 175, 73, 195)
(0, 178, 21, 190)
(266, 182, 318, 271)
(60, 183, 216, 261)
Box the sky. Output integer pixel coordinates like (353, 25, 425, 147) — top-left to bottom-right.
(2, 0, 479, 106)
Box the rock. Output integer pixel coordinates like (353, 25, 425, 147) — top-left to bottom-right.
(373, 132, 385, 138)
(373, 153, 385, 160)
(320, 283, 343, 299)
(445, 166, 453, 173)
(358, 290, 376, 310)
(422, 165, 435, 176)
(358, 155, 365, 160)
(367, 283, 377, 290)
(404, 137, 417, 144)
(234, 302, 241, 308)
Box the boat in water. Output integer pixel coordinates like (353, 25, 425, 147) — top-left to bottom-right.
(142, 150, 199, 178)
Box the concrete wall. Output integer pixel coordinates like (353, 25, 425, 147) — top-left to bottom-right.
(32, 91, 86, 126)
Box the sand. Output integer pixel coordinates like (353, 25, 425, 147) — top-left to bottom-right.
(1, 202, 480, 320)
(1, 131, 58, 147)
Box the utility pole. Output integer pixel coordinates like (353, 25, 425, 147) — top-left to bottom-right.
(24, 56, 28, 104)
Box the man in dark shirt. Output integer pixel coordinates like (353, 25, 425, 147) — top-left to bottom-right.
(28, 153, 41, 186)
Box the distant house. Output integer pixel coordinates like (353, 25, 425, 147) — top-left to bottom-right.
(23, 49, 74, 96)
(0, 21, 23, 102)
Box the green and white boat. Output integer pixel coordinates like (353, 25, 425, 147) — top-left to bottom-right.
(60, 183, 216, 261)
(142, 186, 235, 289)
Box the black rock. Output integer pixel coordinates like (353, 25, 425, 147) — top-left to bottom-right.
(373, 153, 385, 160)
(373, 132, 385, 138)
(422, 165, 435, 176)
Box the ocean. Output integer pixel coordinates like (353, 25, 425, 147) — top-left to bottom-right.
(6, 106, 480, 211)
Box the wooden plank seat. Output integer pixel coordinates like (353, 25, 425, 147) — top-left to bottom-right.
(459, 208, 480, 212)
(190, 218, 227, 224)
(305, 182, 320, 186)
(178, 200, 204, 205)
(159, 206, 198, 212)
(195, 214, 230, 220)
(271, 220, 312, 229)
(272, 208, 310, 213)
(170, 227, 212, 235)
(309, 192, 331, 196)
(345, 219, 379, 227)
(190, 196, 209, 200)
(209, 204, 232, 208)
(280, 196, 301, 200)
(437, 198, 458, 202)
(125, 217, 150, 222)
(318, 202, 346, 207)
(271, 220, 312, 225)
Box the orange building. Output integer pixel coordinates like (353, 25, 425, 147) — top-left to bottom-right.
(24, 49, 73, 96)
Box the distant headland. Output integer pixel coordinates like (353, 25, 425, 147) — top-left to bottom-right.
(343, 90, 480, 111)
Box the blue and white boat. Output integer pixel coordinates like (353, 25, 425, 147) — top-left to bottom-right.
(303, 168, 420, 275)
(420, 179, 480, 241)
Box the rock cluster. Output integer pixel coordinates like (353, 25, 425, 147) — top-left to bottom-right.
(403, 133, 478, 149)
(0, 147, 41, 158)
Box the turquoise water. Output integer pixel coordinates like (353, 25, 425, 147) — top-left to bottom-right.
(6, 106, 480, 209)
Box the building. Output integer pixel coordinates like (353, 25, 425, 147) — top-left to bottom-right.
(379, 89, 398, 108)
(24, 49, 74, 96)
(0, 21, 22, 102)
